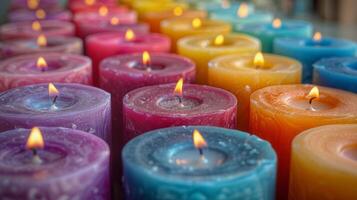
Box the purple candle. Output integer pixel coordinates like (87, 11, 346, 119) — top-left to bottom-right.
(0, 127, 110, 199)
(0, 20, 75, 40)
(0, 35, 82, 59)
(0, 53, 92, 91)
(8, 9, 72, 22)
(0, 83, 111, 143)
(10, 0, 61, 10)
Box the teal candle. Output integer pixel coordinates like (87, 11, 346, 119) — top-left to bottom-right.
(122, 126, 277, 200)
(236, 19, 313, 52)
(196, 1, 254, 16)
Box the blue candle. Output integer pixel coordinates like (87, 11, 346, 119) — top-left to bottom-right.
(122, 126, 277, 200)
(236, 19, 312, 52)
(313, 57, 357, 93)
(196, 1, 254, 16)
(274, 33, 357, 82)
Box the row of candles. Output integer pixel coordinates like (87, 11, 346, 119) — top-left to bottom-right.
(0, 0, 356, 200)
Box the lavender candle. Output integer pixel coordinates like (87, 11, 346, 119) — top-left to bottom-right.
(10, 0, 61, 10)
(8, 9, 72, 22)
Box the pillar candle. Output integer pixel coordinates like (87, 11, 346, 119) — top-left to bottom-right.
(86, 32, 170, 84)
(274, 34, 357, 82)
(249, 84, 357, 200)
(289, 124, 357, 200)
(0, 53, 92, 91)
(8, 9, 72, 22)
(0, 83, 111, 143)
(195, 1, 254, 16)
(0, 127, 110, 199)
(313, 57, 357, 93)
(69, 1, 126, 14)
(0, 20, 75, 40)
(178, 33, 260, 83)
(237, 19, 313, 52)
(10, 0, 61, 10)
(122, 126, 277, 200)
(209, 53, 302, 131)
(161, 18, 231, 52)
(0, 36, 82, 59)
(132, 0, 187, 17)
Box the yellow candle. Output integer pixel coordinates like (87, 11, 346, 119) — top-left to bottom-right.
(133, 0, 188, 17)
(290, 124, 357, 200)
(249, 85, 357, 200)
(162, 18, 231, 52)
(208, 53, 301, 130)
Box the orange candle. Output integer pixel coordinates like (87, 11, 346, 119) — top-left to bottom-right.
(290, 124, 357, 200)
(249, 84, 357, 200)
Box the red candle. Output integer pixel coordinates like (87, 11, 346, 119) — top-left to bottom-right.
(86, 31, 171, 85)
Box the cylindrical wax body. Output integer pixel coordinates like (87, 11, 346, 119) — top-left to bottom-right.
(211, 11, 272, 27)
(195, 1, 254, 16)
(8, 9, 72, 22)
(69, 1, 126, 14)
(132, 0, 187, 17)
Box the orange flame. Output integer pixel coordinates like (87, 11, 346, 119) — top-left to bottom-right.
(237, 3, 249, 18)
(85, 0, 96, 6)
(35, 9, 46, 19)
(192, 18, 202, 28)
(214, 34, 224, 45)
(110, 17, 120, 25)
(32, 21, 41, 31)
(26, 127, 44, 150)
(98, 6, 108, 16)
(254, 52, 264, 68)
(27, 0, 39, 10)
(307, 86, 319, 99)
(37, 34, 47, 47)
(193, 129, 207, 149)
(173, 7, 183, 16)
(36, 57, 47, 70)
(142, 51, 150, 65)
(125, 29, 135, 41)
(173, 78, 183, 96)
(48, 83, 59, 97)
(272, 18, 281, 28)
(313, 32, 322, 42)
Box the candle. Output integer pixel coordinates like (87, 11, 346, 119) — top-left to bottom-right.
(0, 20, 75, 40)
(178, 33, 260, 83)
(208, 53, 302, 131)
(161, 18, 231, 52)
(86, 31, 171, 85)
(10, 0, 61, 10)
(0, 127, 110, 199)
(313, 57, 357, 93)
(8, 8, 72, 22)
(0, 35, 82, 59)
(237, 19, 313, 52)
(195, 0, 254, 16)
(69, 1, 126, 14)
(0, 53, 92, 91)
(289, 124, 357, 200)
(274, 32, 357, 82)
(249, 84, 357, 200)
(0, 83, 111, 143)
(132, 0, 188, 17)
(122, 126, 277, 200)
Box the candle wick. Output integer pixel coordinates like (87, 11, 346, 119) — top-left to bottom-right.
(32, 148, 37, 156)
(198, 148, 203, 156)
(176, 95, 183, 104)
(31, 148, 43, 164)
(52, 95, 58, 106)
(309, 97, 316, 111)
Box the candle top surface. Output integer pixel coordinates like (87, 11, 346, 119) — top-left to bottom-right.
(196, 1, 253, 13)
(251, 84, 357, 117)
(9, 9, 72, 22)
(212, 10, 272, 21)
(161, 18, 231, 31)
(238, 20, 312, 33)
(143, 9, 207, 19)
(275, 37, 357, 51)
(123, 126, 276, 181)
(74, 10, 137, 24)
(293, 124, 357, 174)
(124, 83, 237, 116)
(0, 127, 109, 179)
(314, 57, 357, 77)
(0, 83, 110, 115)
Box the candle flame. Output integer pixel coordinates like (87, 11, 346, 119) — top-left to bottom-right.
(85, 0, 96, 6)
(48, 83, 59, 97)
(272, 18, 281, 28)
(125, 29, 135, 41)
(173, 7, 183, 16)
(27, 0, 39, 9)
(142, 51, 150, 65)
(254, 52, 264, 68)
(313, 32, 322, 42)
(26, 127, 44, 150)
(221, 0, 230, 8)
(110, 17, 120, 25)
(32, 21, 41, 31)
(36, 57, 47, 70)
(237, 3, 249, 18)
(173, 78, 183, 96)
(193, 129, 207, 149)
(192, 18, 202, 29)
(214, 34, 224, 46)
(35, 9, 46, 20)
(37, 34, 47, 47)
(307, 86, 319, 101)
(98, 6, 108, 16)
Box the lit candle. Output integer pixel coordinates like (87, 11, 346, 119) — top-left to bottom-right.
(208, 52, 302, 130)
(10, 0, 61, 10)
(274, 32, 357, 82)
(249, 84, 357, 200)
(313, 57, 357, 93)
(178, 33, 260, 83)
(289, 124, 357, 200)
(122, 126, 277, 200)
(69, 0, 126, 14)
(132, 0, 188, 17)
(161, 18, 231, 52)
(195, 0, 254, 16)
(0, 53, 92, 91)
(237, 18, 312, 52)
(0, 127, 110, 199)
(8, 8, 72, 22)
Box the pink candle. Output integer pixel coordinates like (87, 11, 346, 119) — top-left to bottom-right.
(69, 1, 126, 14)
(86, 31, 171, 85)
(8, 9, 72, 22)
(0, 20, 75, 40)
(0, 53, 92, 91)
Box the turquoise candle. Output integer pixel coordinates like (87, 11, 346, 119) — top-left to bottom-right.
(122, 126, 277, 200)
(196, 1, 254, 16)
(313, 57, 357, 93)
(236, 19, 313, 52)
(274, 35, 357, 82)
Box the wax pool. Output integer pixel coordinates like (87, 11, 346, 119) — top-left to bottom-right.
(122, 126, 277, 200)
(0, 127, 110, 199)
(0, 53, 92, 91)
(249, 84, 357, 200)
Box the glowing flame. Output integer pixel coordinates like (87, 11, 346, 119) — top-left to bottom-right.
(85, 0, 96, 6)
(110, 17, 120, 25)
(254, 52, 264, 68)
(193, 129, 207, 149)
(272, 18, 281, 28)
(214, 34, 224, 46)
(173, 7, 183, 16)
(307, 86, 319, 100)
(48, 83, 59, 97)
(36, 57, 47, 70)
(192, 18, 202, 29)
(125, 29, 135, 41)
(35, 9, 46, 19)
(142, 51, 150, 65)
(99, 6, 108, 16)
(27, 0, 39, 9)
(37, 34, 47, 47)
(237, 3, 249, 18)
(32, 21, 41, 31)
(313, 32, 322, 42)
(26, 127, 44, 150)
(173, 78, 183, 96)
(221, 0, 230, 8)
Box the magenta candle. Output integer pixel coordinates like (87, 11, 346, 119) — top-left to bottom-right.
(10, 0, 61, 10)
(0, 20, 75, 40)
(69, 1, 126, 14)
(0, 36, 82, 59)
(123, 83, 237, 142)
(0, 127, 110, 199)
(0, 83, 111, 143)
(87, 32, 171, 85)
(0, 53, 92, 91)
(8, 9, 72, 22)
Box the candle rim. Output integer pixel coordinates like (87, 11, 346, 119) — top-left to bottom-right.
(161, 18, 231, 31)
(314, 57, 357, 78)
(238, 19, 312, 34)
(274, 37, 357, 51)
